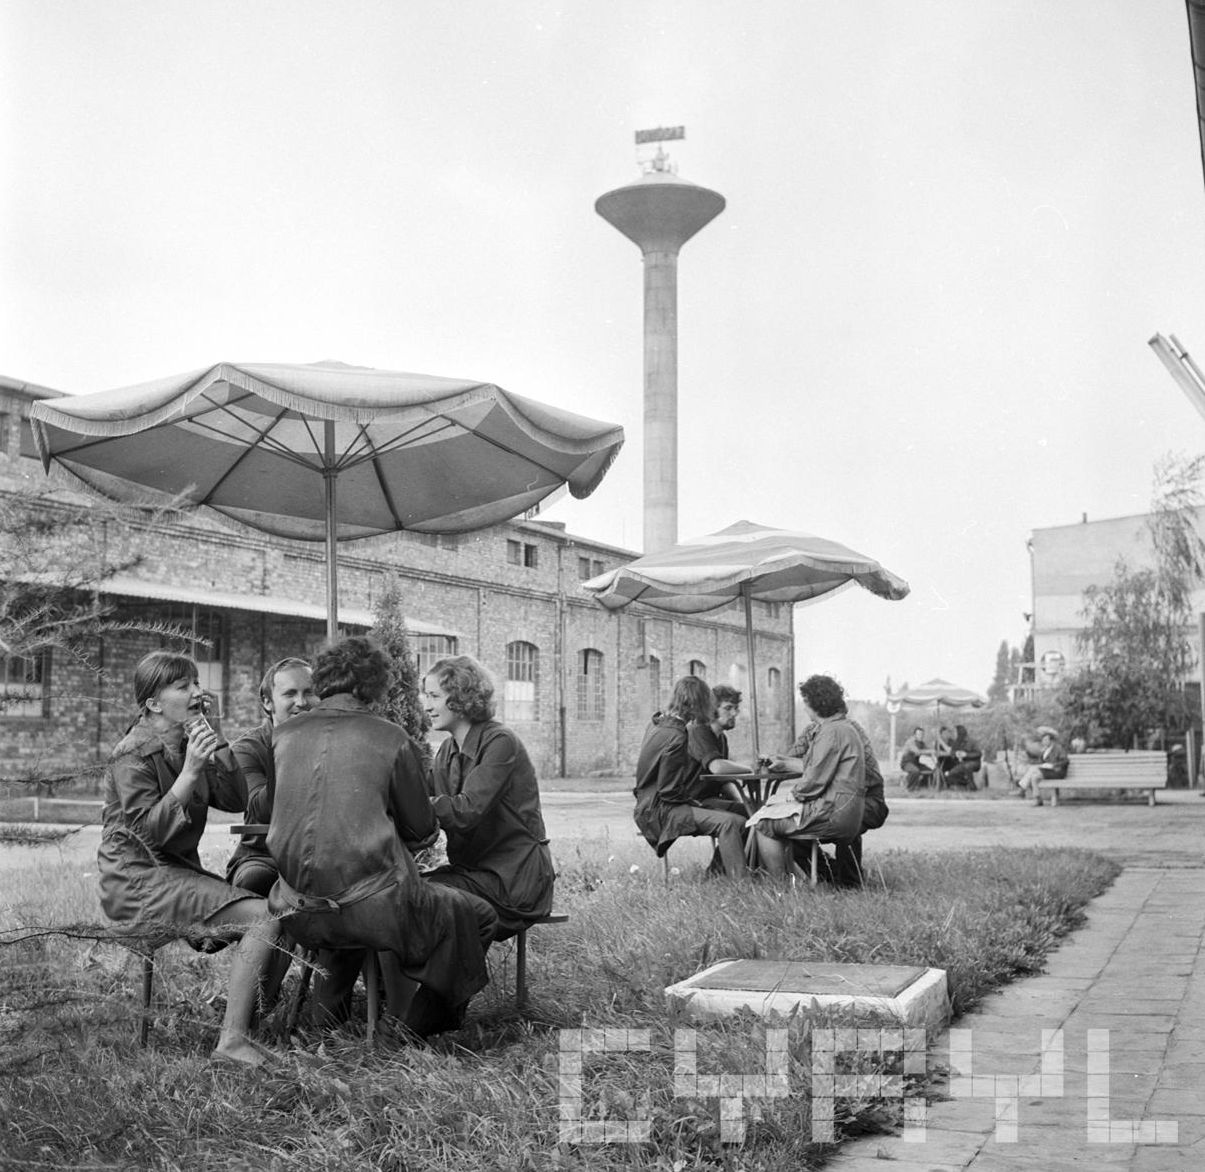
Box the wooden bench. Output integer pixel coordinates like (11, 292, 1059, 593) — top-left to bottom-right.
(514, 913, 569, 1010)
(1036, 750, 1167, 807)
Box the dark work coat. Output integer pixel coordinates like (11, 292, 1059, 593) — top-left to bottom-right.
(790, 717, 888, 832)
(634, 712, 713, 856)
(267, 694, 492, 1008)
(98, 718, 251, 933)
(426, 720, 554, 936)
(226, 719, 274, 883)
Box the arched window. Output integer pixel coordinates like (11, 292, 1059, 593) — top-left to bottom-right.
(688, 659, 707, 680)
(505, 641, 539, 722)
(768, 666, 782, 693)
(577, 648, 605, 720)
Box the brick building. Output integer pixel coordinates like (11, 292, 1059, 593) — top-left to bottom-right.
(1, 378, 794, 782)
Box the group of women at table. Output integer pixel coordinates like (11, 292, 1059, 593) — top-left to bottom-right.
(98, 637, 554, 1066)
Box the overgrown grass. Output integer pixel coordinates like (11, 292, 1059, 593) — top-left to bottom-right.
(0, 843, 1118, 1171)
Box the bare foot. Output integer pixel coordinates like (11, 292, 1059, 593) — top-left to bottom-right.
(212, 1035, 267, 1067)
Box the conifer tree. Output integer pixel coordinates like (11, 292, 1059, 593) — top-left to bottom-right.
(368, 578, 431, 758)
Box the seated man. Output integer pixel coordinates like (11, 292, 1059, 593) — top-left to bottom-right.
(749, 674, 866, 880)
(899, 726, 933, 791)
(226, 656, 317, 896)
(687, 684, 754, 812)
(1017, 730, 1068, 799)
(634, 677, 749, 878)
(943, 724, 983, 790)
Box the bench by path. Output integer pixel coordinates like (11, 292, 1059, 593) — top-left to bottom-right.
(1037, 751, 1167, 808)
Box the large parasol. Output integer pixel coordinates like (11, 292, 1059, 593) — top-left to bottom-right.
(30, 360, 625, 638)
(582, 519, 910, 755)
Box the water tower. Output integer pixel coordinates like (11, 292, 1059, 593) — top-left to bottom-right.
(596, 127, 725, 553)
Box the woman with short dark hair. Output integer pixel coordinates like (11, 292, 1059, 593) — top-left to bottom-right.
(749, 674, 866, 880)
(421, 656, 555, 938)
(98, 650, 280, 1065)
(268, 637, 497, 1035)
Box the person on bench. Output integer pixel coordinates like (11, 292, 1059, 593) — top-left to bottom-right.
(99, 651, 281, 1066)
(748, 674, 866, 882)
(268, 636, 496, 1037)
(943, 724, 983, 790)
(779, 690, 888, 887)
(226, 657, 316, 897)
(1017, 730, 1068, 799)
(421, 655, 555, 940)
(899, 726, 934, 791)
(634, 676, 750, 878)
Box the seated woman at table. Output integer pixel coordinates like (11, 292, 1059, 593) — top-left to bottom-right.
(267, 636, 497, 1036)
(749, 674, 866, 881)
(421, 655, 555, 939)
(98, 651, 281, 1066)
(780, 691, 888, 887)
(634, 676, 749, 878)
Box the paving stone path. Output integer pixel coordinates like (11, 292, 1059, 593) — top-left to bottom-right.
(824, 795, 1205, 1171)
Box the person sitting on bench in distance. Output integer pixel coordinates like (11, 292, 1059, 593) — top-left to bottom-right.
(226, 656, 317, 897)
(899, 726, 934, 791)
(634, 676, 750, 878)
(98, 651, 281, 1066)
(943, 724, 983, 790)
(267, 636, 497, 1036)
(748, 674, 866, 882)
(421, 655, 555, 940)
(1017, 729, 1068, 799)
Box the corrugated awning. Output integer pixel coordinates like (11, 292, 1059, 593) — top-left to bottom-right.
(94, 574, 457, 636)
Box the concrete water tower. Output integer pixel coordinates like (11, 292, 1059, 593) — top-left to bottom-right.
(596, 127, 725, 554)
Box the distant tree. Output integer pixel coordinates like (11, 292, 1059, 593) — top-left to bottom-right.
(1061, 454, 1205, 748)
(368, 578, 430, 758)
(987, 640, 1012, 703)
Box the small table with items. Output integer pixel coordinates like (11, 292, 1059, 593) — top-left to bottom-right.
(700, 764, 803, 869)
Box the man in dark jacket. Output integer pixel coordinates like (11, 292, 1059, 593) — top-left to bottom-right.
(226, 657, 316, 895)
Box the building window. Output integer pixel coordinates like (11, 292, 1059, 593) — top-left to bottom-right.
(413, 634, 459, 678)
(507, 539, 539, 568)
(408, 531, 460, 551)
(577, 556, 606, 580)
(504, 641, 539, 722)
(0, 650, 48, 718)
(648, 653, 662, 711)
(160, 607, 225, 701)
(688, 659, 707, 680)
(768, 667, 781, 693)
(761, 600, 782, 619)
(577, 648, 605, 720)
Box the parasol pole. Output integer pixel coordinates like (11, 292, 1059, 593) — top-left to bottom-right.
(324, 421, 339, 643)
(742, 584, 761, 759)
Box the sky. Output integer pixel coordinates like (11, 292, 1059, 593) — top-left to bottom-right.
(5, 0, 1205, 702)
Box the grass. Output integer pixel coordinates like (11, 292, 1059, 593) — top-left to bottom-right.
(0, 841, 1119, 1171)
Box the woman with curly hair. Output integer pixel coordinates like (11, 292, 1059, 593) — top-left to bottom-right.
(99, 650, 281, 1065)
(267, 636, 497, 1034)
(421, 655, 555, 937)
(748, 673, 867, 881)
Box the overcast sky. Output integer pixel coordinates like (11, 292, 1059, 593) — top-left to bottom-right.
(5, 1, 1205, 701)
